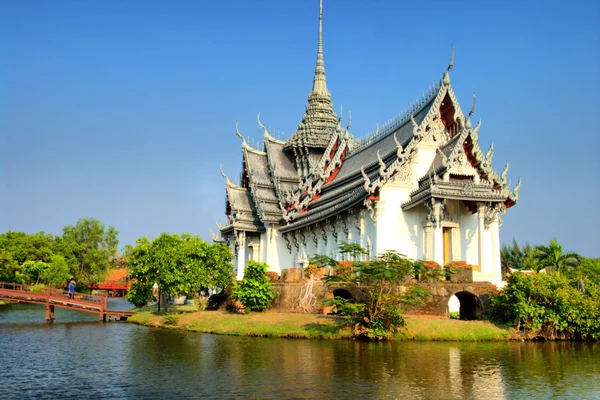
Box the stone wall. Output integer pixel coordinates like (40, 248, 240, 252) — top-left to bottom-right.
(270, 279, 496, 318)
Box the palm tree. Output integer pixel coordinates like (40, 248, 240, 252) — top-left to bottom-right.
(501, 239, 541, 272)
(535, 238, 581, 274)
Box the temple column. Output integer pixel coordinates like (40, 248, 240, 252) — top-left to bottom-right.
(490, 219, 502, 285)
(236, 231, 246, 280)
(432, 201, 444, 266)
(477, 203, 488, 273)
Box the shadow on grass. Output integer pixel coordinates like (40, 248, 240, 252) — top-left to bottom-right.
(136, 304, 199, 316)
(303, 316, 350, 337)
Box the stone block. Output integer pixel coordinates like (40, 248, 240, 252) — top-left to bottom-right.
(265, 271, 280, 283)
(281, 268, 303, 283)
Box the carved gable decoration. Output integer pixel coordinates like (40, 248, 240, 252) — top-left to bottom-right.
(422, 114, 450, 145)
(448, 148, 478, 177)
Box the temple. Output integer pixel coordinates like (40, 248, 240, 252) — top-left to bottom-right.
(213, 0, 520, 287)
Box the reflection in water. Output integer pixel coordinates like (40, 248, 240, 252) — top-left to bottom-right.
(1, 301, 599, 399)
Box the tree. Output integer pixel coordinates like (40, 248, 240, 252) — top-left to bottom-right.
(0, 231, 55, 283)
(40, 255, 71, 286)
(501, 239, 541, 272)
(59, 218, 119, 283)
(127, 233, 233, 310)
(311, 243, 429, 340)
(232, 261, 275, 312)
(22, 260, 48, 285)
(535, 238, 581, 274)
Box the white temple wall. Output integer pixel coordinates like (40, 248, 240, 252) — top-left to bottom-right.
(376, 184, 420, 260)
(459, 208, 479, 266)
(414, 143, 438, 178)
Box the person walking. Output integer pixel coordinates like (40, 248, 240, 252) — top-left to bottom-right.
(68, 279, 75, 300)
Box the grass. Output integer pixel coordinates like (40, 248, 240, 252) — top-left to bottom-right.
(128, 307, 511, 341)
(0, 300, 15, 306)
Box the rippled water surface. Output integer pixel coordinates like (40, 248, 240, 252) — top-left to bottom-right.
(1, 300, 599, 399)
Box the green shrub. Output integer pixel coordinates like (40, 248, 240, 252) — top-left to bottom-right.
(315, 243, 429, 340)
(232, 261, 275, 312)
(489, 272, 600, 340)
(163, 313, 179, 326)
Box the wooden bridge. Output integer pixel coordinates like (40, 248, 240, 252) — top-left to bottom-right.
(0, 282, 134, 321)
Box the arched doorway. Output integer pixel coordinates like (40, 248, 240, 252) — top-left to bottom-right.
(449, 291, 480, 320)
(332, 289, 353, 301)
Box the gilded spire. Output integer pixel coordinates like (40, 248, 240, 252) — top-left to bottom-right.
(285, 0, 338, 152)
(312, 0, 328, 96)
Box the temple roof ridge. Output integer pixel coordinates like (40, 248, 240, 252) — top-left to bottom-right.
(236, 122, 266, 155)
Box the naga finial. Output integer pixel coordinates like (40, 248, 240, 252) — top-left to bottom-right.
(220, 164, 233, 186)
(361, 165, 372, 193)
(235, 121, 243, 140)
(513, 177, 522, 200)
(485, 142, 494, 165)
(393, 132, 403, 158)
(471, 119, 482, 141)
(410, 114, 420, 137)
(448, 44, 455, 71)
(501, 162, 509, 186)
(468, 92, 477, 118)
(346, 110, 352, 131)
(377, 150, 386, 176)
(444, 44, 454, 86)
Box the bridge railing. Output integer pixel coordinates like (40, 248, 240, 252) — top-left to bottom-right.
(47, 287, 108, 305)
(0, 282, 31, 292)
(0, 282, 108, 309)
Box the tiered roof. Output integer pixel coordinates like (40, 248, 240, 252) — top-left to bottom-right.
(217, 4, 520, 238)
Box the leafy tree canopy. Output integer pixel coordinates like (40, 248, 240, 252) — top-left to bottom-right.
(126, 233, 233, 308)
(58, 218, 119, 283)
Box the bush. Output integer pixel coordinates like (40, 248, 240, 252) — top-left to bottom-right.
(232, 261, 275, 312)
(163, 314, 179, 326)
(489, 272, 600, 340)
(314, 244, 429, 340)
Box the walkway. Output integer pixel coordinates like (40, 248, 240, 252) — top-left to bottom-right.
(0, 282, 134, 321)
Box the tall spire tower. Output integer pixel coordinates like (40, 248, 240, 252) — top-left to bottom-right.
(284, 0, 338, 174)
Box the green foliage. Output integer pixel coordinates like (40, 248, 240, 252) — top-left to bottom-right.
(127, 281, 153, 307)
(163, 313, 179, 326)
(314, 243, 428, 340)
(232, 261, 275, 312)
(59, 218, 119, 283)
(126, 233, 233, 308)
(534, 238, 581, 274)
(501, 239, 541, 273)
(489, 272, 600, 340)
(40, 255, 71, 287)
(22, 260, 48, 285)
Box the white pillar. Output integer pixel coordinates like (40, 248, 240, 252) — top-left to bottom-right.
(432, 201, 444, 266)
(491, 219, 502, 285)
(477, 204, 487, 273)
(236, 231, 246, 280)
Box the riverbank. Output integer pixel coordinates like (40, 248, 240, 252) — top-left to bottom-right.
(128, 306, 511, 341)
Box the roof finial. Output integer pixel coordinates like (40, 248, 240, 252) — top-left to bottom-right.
(466, 92, 476, 129)
(444, 44, 454, 86)
(468, 92, 477, 118)
(220, 164, 234, 187)
(346, 111, 352, 131)
(312, 0, 328, 96)
(448, 44, 455, 71)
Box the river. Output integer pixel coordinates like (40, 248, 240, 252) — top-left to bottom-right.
(1, 299, 598, 399)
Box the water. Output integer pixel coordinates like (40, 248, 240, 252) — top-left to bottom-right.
(1, 300, 599, 399)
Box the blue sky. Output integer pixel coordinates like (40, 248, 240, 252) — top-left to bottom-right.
(1, 0, 599, 256)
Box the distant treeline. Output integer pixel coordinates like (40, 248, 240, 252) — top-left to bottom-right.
(0, 218, 118, 291)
